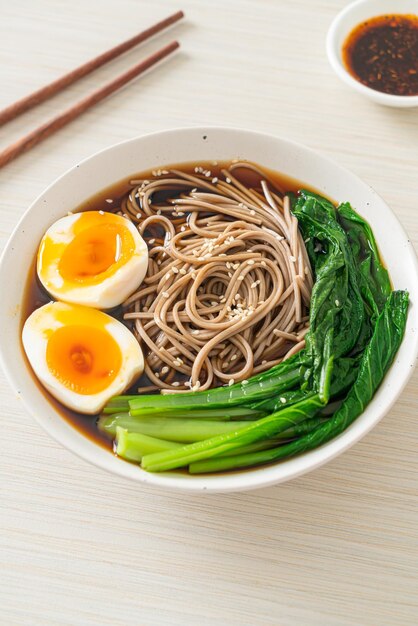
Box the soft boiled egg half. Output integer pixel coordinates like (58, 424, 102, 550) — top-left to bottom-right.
(22, 302, 144, 414)
(37, 211, 148, 309)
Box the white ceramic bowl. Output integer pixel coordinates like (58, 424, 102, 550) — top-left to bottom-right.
(0, 127, 417, 493)
(327, 0, 418, 107)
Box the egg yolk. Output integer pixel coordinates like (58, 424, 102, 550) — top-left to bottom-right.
(38, 212, 137, 287)
(46, 325, 122, 395)
(59, 222, 135, 284)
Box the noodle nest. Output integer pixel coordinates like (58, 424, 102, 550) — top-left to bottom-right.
(121, 163, 312, 393)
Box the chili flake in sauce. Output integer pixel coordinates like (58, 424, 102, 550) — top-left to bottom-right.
(342, 14, 418, 96)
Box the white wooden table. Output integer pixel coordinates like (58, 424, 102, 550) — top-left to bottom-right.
(1, 1, 417, 624)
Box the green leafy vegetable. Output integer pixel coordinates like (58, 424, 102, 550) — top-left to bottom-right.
(99, 414, 253, 443)
(141, 393, 325, 472)
(188, 291, 408, 473)
(115, 428, 181, 462)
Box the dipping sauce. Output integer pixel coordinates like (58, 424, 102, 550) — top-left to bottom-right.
(342, 14, 418, 96)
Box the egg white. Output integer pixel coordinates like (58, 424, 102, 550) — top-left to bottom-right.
(37, 212, 148, 309)
(22, 302, 144, 414)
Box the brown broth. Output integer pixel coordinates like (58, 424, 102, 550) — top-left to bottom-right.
(21, 160, 322, 453)
(342, 14, 418, 96)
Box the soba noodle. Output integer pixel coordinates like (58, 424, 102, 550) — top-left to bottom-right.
(119, 162, 313, 393)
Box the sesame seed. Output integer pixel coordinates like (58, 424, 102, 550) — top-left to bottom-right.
(172, 266, 179, 274)
(192, 329, 200, 335)
(226, 177, 231, 183)
(136, 213, 141, 219)
(178, 211, 185, 216)
(280, 397, 287, 404)
(192, 381, 201, 392)
(165, 273, 171, 280)
(148, 237, 155, 245)
(335, 299, 340, 307)
(250, 210, 256, 216)
(172, 381, 180, 387)
(228, 272, 232, 278)
(242, 379, 248, 385)
(247, 259, 255, 265)
(238, 275, 245, 281)
(229, 379, 235, 386)
(161, 366, 169, 374)
(212, 177, 218, 184)
(289, 256, 296, 262)
(231, 354, 237, 361)
(179, 268, 187, 275)
(234, 294, 240, 300)
(181, 226, 186, 232)
(262, 360, 267, 364)
(261, 261, 267, 266)
(155, 372, 160, 378)
(162, 291, 170, 298)
(105, 199, 113, 204)
(157, 209, 162, 215)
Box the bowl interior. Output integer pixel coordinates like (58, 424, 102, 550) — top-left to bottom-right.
(327, 0, 418, 106)
(1, 127, 417, 492)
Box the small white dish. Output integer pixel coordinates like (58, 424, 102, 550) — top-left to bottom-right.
(326, 0, 418, 107)
(0, 127, 417, 493)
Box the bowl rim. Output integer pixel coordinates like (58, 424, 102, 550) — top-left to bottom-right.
(1, 125, 417, 493)
(326, 0, 418, 107)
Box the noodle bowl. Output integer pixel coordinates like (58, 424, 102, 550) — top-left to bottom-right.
(120, 162, 313, 392)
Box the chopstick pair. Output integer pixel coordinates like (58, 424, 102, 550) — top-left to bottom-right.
(0, 10, 183, 169)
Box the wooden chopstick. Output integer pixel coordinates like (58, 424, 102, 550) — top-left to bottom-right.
(0, 10, 184, 127)
(0, 41, 179, 170)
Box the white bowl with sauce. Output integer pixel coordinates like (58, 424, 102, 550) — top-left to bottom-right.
(0, 127, 417, 493)
(326, 0, 418, 107)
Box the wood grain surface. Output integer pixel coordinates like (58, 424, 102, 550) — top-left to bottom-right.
(0, 1, 417, 625)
